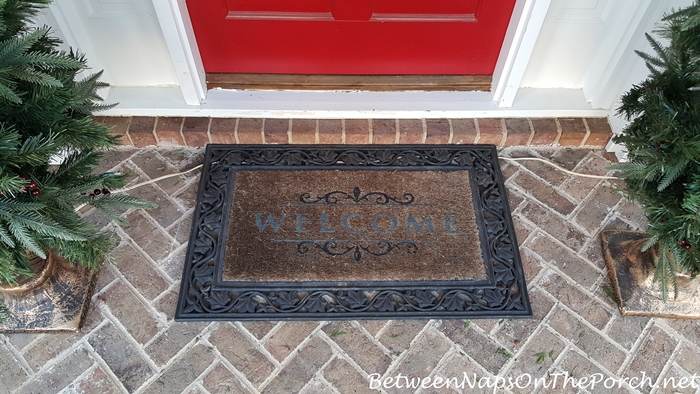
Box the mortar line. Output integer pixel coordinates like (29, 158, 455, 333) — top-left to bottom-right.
(315, 330, 390, 394)
(134, 332, 218, 393)
(497, 314, 558, 377)
(64, 363, 107, 393)
(381, 320, 436, 378)
(231, 320, 284, 368)
(448, 118, 454, 144)
(97, 306, 161, 373)
(654, 319, 700, 354)
(114, 219, 179, 263)
(521, 227, 606, 278)
(110, 234, 176, 290)
(198, 328, 261, 394)
(256, 322, 329, 391)
(190, 382, 213, 394)
(614, 318, 657, 378)
(312, 355, 347, 394)
(414, 344, 466, 394)
(371, 321, 392, 340)
(261, 118, 266, 144)
(305, 371, 342, 394)
(175, 353, 220, 394)
(535, 261, 617, 319)
(429, 325, 501, 385)
(525, 118, 535, 146)
(1, 334, 35, 376)
(15, 322, 111, 392)
(581, 118, 592, 147)
(341, 119, 346, 144)
(508, 164, 582, 212)
(423, 348, 486, 394)
(245, 321, 283, 345)
(394, 119, 400, 144)
(234, 117, 240, 144)
(553, 119, 563, 144)
(533, 269, 617, 324)
(649, 339, 685, 394)
(150, 322, 216, 375)
(105, 230, 173, 330)
(545, 301, 630, 357)
(82, 341, 131, 394)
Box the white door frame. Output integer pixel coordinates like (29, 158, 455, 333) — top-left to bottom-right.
(156, 0, 552, 108)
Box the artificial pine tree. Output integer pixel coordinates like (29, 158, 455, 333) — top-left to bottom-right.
(0, 0, 154, 303)
(613, 0, 700, 300)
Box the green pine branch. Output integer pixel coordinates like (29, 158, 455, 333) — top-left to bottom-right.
(0, 297, 8, 323)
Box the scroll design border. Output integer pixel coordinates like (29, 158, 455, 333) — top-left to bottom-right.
(175, 146, 532, 320)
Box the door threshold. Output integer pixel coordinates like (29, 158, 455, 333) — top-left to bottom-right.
(206, 73, 492, 91)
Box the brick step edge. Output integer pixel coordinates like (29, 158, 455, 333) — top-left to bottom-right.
(95, 117, 612, 149)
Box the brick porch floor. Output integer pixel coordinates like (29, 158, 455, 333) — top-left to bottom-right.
(2, 145, 700, 394)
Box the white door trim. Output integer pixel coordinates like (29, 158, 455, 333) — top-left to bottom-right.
(162, 0, 552, 108)
(491, 0, 552, 108)
(151, 0, 206, 105)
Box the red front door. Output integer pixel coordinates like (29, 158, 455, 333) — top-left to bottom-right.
(187, 0, 516, 75)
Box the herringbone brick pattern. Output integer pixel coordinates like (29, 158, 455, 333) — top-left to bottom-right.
(2, 147, 699, 394)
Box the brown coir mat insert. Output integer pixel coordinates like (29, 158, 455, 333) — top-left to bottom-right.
(176, 145, 531, 321)
(224, 170, 486, 282)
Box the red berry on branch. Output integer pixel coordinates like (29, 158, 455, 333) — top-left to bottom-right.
(28, 181, 37, 189)
(30, 189, 40, 197)
(682, 239, 688, 245)
(685, 244, 692, 250)
(94, 189, 101, 195)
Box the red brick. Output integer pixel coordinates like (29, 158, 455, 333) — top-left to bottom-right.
(451, 118, 477, 144)
(209, 118, 237, 144)
(511, 172, 577, 216)
(101, 117, 132, 146)
(265, 321, 319, 362)
(584, 117, 612, 147)
(182, 117, 210, 147)
(425, 119, 450, 144)
(103, 281, 160, 344)
(127, 116, 157, 147)
(264, 118, 290, 144)
(530, 118, 559, 145)
(477, 118, 504, 146)
(319, 119, 342, 144)
(372, 119, 396, 144)
(558, 118, 587, 146)
(345, 119, 370, 144)
(291, 119, 316, 144)
(504, 118, 532, 146)
(155, 117, 184, 146)
(237, 118, 263, 144)
(398, 119, 423, 144)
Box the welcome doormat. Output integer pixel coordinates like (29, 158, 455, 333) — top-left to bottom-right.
(176, 145, 531, 320)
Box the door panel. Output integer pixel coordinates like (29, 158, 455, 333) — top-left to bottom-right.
(189, 0, 516, 75)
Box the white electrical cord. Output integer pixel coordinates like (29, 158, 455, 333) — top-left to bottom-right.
(500, 157, 619, 180)
(75, 164, 204, 211)
(77, 155, 616, 213)
(112, 164, 204, 194)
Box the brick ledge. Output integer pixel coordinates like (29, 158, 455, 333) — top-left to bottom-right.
(96, 117, 612, 149)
